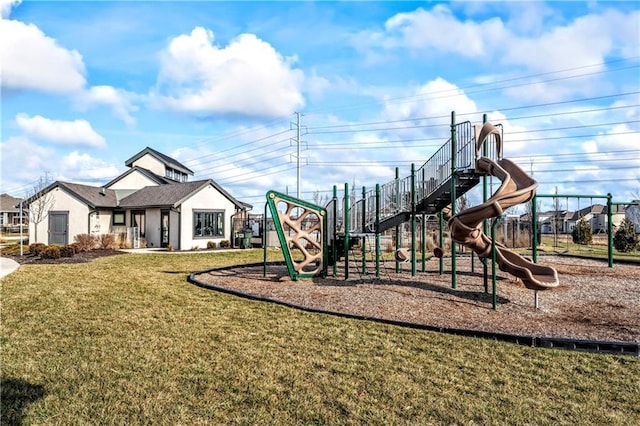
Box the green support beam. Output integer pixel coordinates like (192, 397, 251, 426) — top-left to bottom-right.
(450, 111, 457, 289)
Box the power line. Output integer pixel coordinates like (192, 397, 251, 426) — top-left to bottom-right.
(510, 148, 640, 160)
(306, 97, 638, 135)
(183, 128, 293, 167)
(217, 164, 298, 185)
(306, 56, 640, 116)
(192, 137, 292, 174)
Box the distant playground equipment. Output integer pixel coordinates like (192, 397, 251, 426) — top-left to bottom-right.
(263, 111, 629, 309)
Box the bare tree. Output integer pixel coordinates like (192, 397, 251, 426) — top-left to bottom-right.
(312, 190, 327, 207)
(26, 175, 55, 243)
(455, 193, 468, 213)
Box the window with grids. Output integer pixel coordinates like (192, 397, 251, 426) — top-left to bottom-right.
(193, 211, 224, 238)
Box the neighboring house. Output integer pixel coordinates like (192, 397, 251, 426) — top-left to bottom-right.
(565, 204, 626, 234)
(23, 147, 251, 249)
(0, 193, 27, 231)
(537, 210, 572, 234)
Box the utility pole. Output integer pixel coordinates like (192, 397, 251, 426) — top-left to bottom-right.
(297, 112, 301, 199)
(291, 112, 304, 200)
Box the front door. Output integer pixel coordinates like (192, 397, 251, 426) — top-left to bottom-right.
(161, 210, 170, 248)
(49, 212, 68, 245)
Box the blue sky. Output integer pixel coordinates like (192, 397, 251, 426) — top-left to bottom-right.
(1, 0, 639, 213)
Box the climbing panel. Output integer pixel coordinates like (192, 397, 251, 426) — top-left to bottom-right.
(266, 190, 327, 280)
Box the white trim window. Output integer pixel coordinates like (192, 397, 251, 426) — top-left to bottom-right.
(194, 210, 224, 238)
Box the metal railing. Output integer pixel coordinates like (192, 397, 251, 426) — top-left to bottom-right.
(335, 121, 502, 235)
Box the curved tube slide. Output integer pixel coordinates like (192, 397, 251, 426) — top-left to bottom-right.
(446, 123, 559, 291)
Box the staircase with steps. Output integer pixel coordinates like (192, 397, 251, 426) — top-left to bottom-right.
(330, 121, 502, 238)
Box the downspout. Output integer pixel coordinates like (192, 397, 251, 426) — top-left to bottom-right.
(176, 207, 181, 250)
(19, 200, 24, 256)
(88, 210, 95, 235)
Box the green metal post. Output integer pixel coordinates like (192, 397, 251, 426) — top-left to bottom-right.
(362, 186, 367, 275)
(344, 182, 349, 280)
(263, 202, 268, 277)
(395, 167, 401, 273)
(421, 214, 427, 272)
(492, 217, 499, 310)
(471, 251, 475, 274)
(532, 194, 538, 263)
(450, 110, 457, 289)
(607, 193, 613, 268)
(482, 113, 488, 293)
(439, 211, 444, 274)
(332, 185, 337, 277)
(375, 184, 381, 278)
(411, 163, 417, 276)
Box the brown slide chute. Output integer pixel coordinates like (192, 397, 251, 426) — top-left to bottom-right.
(446, 122, 559, 291)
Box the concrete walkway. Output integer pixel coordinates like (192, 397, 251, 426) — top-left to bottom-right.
(0, 257, 20, 279)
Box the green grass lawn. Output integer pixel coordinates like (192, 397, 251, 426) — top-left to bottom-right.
(2, 250, 639, 424)
(536, 236, 640, 263)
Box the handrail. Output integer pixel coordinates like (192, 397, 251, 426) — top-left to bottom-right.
(337, 121, 502, 234)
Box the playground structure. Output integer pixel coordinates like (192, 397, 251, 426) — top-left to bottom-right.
(263, 111, 634, 306)
(445, 122, 558, 291)
(264, 113, 560, 298)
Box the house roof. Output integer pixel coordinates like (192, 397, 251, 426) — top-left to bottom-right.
(568, 203, 625, 220)
(124, 147, 194, 175)
(23, 182, 119, 209)
(104, 166, 174, 188)
(118, 179, 250, 210)
(1, 193, 23, 212)
(59, 182, 119, 208)
(22, 176, 249, 212)
(119, 180, 211, 208)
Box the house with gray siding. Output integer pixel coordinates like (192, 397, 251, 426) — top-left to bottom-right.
(0, 193, 27, 231)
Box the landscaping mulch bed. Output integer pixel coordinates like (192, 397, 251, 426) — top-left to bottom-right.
(193, 256, 640, 343)
(8, 249, 125, 264)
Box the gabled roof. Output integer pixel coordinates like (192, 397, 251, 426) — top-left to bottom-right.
(104, 166, 174, 188)
(568, 204, 625, 220)
(124, 147, 194, 175)
(118, 180, 211, 208)
(61, 182, 119, 208)
(1, 193, 23, 212)
(118, 179, 249, 210)
(22, 178, 249, 211)
(23, 182, 119, 209)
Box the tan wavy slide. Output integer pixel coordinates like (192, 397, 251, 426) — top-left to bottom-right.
(445, 122, 559, 291)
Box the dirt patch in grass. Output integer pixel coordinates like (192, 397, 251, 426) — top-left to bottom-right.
(193, 256, 640, 343)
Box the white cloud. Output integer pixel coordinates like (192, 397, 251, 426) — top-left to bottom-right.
(154, 27, 305, 118)
(0, 137, 119, 194)
(0, 18, 86, 93)
(1, 9, 139, 125)
(382, 5, 506, 58)
(74, 85, 139, 126)
(15, 114, 106, 148)
(362, 5, 639, 102)
(374, 5, 639, 74)
(0, 137, 55, 190)
(383, 78, 478, 123)
(0, 0, 20, 18)
(58, 151, 120, 182)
